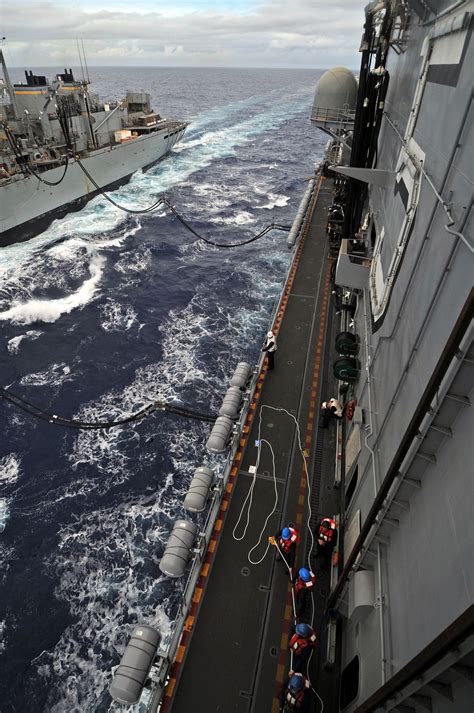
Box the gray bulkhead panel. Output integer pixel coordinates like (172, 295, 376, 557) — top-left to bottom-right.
(385, 405, 474, 671)
(339, 6, 473, 710)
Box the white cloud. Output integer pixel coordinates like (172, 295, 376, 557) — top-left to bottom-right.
(2, 0, 366, 68)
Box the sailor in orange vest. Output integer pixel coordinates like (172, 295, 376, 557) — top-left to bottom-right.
(273, 525, 299, 571)
(316, 516, 338, 566)
(279, 671, 311, 712)
(293, 567, 316, 616)
(288, 622, 317, 671)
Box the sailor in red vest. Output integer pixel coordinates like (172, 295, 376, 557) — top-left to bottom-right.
(274, 525, 299, 571)
(316, 516, 338, 566)
(279, 671, 311, 712)
(293, 567, 316, 616)
(288, 622, 317, 671)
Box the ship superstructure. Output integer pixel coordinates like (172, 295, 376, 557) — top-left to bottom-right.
(0, 54, 187, 246)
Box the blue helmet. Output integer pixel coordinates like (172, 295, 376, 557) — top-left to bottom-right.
(282, 527, 291, 540)
(299, 567, 311, 582)
(289, 674, 304, 692)
(295, 623, 311, 637)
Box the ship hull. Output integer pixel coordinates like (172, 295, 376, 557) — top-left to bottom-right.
(0, 125, 186, 247)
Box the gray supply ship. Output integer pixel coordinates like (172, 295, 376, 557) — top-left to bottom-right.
(0, 53, 187, 247)
(103, 0, 473, 712)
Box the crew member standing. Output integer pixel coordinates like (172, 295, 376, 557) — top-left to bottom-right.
(320, 398, 344, 428)
(293, 567, 316, 616)
(316, 516, 338, 566)
(288, 623, 317, 671)
(273, 525, 299, 572)
(262, 330, 277, 371)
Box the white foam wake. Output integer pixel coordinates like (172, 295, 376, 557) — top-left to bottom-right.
(7, 330, 43, 354)
(0, 255, 105, 325)
(0, 453, 21, 486)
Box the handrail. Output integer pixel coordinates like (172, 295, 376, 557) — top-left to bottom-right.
(310, 106, 356, 123)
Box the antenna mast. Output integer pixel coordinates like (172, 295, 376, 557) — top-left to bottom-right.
(0, 41, 20, 121)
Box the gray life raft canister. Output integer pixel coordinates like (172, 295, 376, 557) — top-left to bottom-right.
(183, 466, 214, 513)
(206, 415, 233, 453)
(229, 362, 251, 389)
(159, 520, 198, 577)
(218, 385, 243, 418)
(109, 624, 161, 704)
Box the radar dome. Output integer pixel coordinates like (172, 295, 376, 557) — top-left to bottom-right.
(311, 67, 358, 124)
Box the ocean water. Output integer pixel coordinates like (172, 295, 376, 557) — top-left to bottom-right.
(0, 66, 325, 712)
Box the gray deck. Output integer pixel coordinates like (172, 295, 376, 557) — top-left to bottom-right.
(168, 179, 341, 713)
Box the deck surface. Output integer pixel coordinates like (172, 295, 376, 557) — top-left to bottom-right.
(167, 178, 340, 713)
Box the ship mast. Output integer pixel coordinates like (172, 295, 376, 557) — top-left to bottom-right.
(0, 46, 20, 121)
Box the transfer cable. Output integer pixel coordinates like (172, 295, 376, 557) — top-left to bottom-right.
(76, 157, 291, 247)
(0, 387, 215, 429)
(2, 121, 70, 187)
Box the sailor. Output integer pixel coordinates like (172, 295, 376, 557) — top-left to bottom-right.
(293, 567, 316, 616)
(274, 525, 299, 571)
(288, 622, 317, 671)
(279, 671, 311, 712)
(320, 397, 344, 428)
(316, 516, 338, 566)
(262, 330, 277, 371)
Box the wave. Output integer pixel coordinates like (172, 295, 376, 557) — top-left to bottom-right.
(257, 192, 290, 210)
(0, 453, 21, 486)
(20, 362, 74, 389)
(7, 329, 43, 354)
(0, 255, 106, 325)
(100, 299, 139, 332)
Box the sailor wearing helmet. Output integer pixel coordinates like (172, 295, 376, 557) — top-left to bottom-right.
(262, 330, 277, 371)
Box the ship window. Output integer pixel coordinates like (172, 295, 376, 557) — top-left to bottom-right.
(345, 466, 358, 509)
(340, 655, 359, 709)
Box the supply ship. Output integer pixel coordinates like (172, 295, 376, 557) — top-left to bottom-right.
(0, 52, 187, 247)
(103, 0, 473, 711)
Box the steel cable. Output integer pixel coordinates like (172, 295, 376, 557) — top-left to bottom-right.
(0, 387, 215, 429)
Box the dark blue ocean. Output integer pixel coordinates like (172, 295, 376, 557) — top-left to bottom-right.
(0, 66, 325, 712)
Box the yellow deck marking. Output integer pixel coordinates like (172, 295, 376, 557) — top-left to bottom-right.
(166, 678, 176, 696)
(276, 663, 285, 683)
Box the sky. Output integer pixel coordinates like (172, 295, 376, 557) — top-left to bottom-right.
(1, 0, 367, 69)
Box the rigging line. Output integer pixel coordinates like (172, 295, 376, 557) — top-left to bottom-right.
(76, 158, 165, 214)
(76, 157, 290, 247)
(2, 121, 70, 186)
(0, 388, 215, 429)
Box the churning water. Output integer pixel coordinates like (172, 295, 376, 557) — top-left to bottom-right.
(0, 66, 325, 712)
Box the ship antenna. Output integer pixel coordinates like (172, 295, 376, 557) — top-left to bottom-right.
(0, 39, 20, 121)
(76, 38, 86, 83)
(81, 39, 90, 84)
